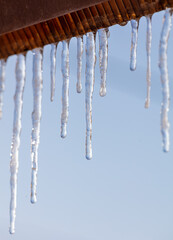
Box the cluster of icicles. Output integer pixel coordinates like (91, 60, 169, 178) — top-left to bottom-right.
(0, 8, 171, 234)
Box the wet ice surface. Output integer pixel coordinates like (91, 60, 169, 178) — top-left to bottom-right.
(50, 43, 57, 102)
(61, 40, 70, 138)
(145, 15, 152, 109)
(76, 37, 83, 93)
(159, 9, 172, 152)
(85, 32, 96, 160)
(31, 48, 43, 204)
(9, 54, 26, 234)
(98, 28, 109, 97)
(1, 9, 173, 235)
(130, 19, 139, 71)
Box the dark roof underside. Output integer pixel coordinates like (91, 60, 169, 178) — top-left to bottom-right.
(0, 0, 172, 59)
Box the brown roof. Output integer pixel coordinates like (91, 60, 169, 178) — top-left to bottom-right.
(0, 0, 172, 59)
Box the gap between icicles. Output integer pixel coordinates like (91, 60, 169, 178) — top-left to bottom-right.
(0, 8, 172, 234)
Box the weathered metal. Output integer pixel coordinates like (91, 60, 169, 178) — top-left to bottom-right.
(0, 0, 106, 35)
(0, 0, 172, 59)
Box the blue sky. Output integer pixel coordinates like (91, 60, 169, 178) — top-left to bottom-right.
(0, 10, 173, 240)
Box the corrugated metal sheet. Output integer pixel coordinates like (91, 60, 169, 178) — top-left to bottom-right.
(0, 0, 172, 59)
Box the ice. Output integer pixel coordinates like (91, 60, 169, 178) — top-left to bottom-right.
(159, 9, 172, 152)
(98, 28, 109, 97)
(0, 59, 6, 118)
(31, 48, 43, 203)
(61, 40, 70, 138)
(130, 19, 139, 71)
(145, 15, 152, 109)
(76, 36, 83, 93)
(85, 32, 96, 160)
(9, 54, 26, 234)
(50, 43, 57, 102)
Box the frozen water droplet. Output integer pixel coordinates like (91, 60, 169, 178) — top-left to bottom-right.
(159, 9, 172, 152)
(31, 48, 43, 204)
(85, 32, 96, 160)
(50, 43, 57, 102)
(76, 36, 83, 93)
(145, 15, 152, 109)
(130, 19, 139, 71)
(9, 54, 26, 234)
(98, 28, 109, 97)
(61, 40, 70, 138)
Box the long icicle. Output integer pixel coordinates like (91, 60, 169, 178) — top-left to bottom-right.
(0, 59, 6, 119)
(145, 15, 152, 108)
(61, 40, 70, 138)
(159, 9, 172, 152)
(50, 43, 57, 102)
(76, 36, 83, 93)
(130, 19, 139, 71)
(9, 54, 26, 234)
(85, 32, 96, 160)
(31, 48, 43, 204)
(98, 28, 109, 97)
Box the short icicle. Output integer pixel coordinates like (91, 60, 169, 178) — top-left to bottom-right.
(145, 15, 152, 108)
(9, 54, 26, 234)
(159, 9, 172, 152)
(0, 59, 6, 118)
(61, 40, 70, 138)
(50, 43, 57, 102)
(98, 28, 109, 97)
(130, 19, 139, 71)
(85, 32, 96, 160)
(31, 48, 43, 204)
(76, 36, 83, 93)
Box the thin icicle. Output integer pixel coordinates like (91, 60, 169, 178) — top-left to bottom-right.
(130, 19, 139, 71)
(31, 48, 43, 204)
(61, 40, 70, 138)
(9, 54, 26, 234)
(159, 9, 172, 152)
(0, 59, 6, 119)
(50, 43, 57, 102)
(85, 32, 96, 160)
(145, 15, 152, 109)
(76, 36, 83, 93)
(98, 28, 109, 97)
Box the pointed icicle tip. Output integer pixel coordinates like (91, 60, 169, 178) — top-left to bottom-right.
(61, 40, 70, 138)
(159, 9, 172, 153)
(85, 32, 96, 160)
(30, 48, 43, 204)
(31, 191, 37, 204)
(9, 53, 26, 235)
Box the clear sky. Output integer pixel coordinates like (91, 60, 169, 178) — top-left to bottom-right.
(0, 10, 173, 240)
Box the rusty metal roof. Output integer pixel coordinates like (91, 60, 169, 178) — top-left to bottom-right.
(0, 0, 172, 59)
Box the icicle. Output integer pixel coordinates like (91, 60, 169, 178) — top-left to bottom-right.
(159, 9, 172, 152)
(85, 32, 96, 160)
(76, 37, 83, 93)
(61, 40, 70, 138)
(9, 54, 26, 234)
(98, 28, 109, 97)
(0, 59, 6, 119)
(130, 19, 139, 71)
(31, 48, 43, 204)
(50, 43, 57, 102)
(145, 15, 152, 109)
